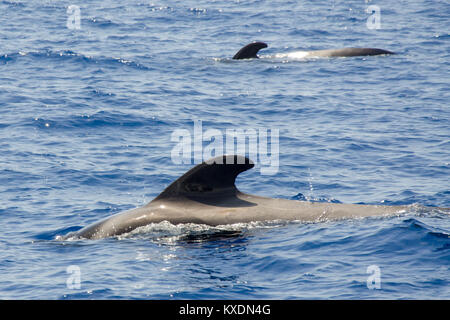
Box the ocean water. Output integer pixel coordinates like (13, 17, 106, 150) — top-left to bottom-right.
(0, 0, 449, 299)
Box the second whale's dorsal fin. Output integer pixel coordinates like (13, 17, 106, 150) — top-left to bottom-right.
(154, 155, 254, 200)
(233, 42, 268, 59)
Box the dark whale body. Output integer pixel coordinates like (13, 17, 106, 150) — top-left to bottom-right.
(68, 155, 447, 240)
(233, 42, 268, 59)
(232, 42, 394, 59)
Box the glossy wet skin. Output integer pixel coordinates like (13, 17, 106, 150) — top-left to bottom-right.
(72, 155, 422, 240)
(232, 42, 268, 59)
(232, 42, 394, 59)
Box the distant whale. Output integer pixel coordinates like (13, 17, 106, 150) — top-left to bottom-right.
(69, 155, 446, 240)
(232, 42, 394, 59)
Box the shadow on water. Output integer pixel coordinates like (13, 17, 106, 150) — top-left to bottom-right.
(176, 229, 243, 243)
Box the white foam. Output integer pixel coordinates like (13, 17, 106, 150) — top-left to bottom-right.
(116, 219, 287, 240)
(274, 51, 310, 60)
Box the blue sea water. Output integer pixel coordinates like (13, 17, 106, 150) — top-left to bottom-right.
(0, 0, 449, 299)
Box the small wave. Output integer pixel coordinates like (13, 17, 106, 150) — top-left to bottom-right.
(30, 111, 167, 131)
(378, 191, 450, 208)
(0, 0, 25, 7)
(0, 52, 18, 64)
(379, 215, 450, 242)
(0, 49, 150, 70)
(146, 4, 174, 12)
(432, 33, 450, 39)
(36, 226, 83, 241)
(86, 17, 120, 28)
(60, 288, 114, 300)
(189, 7, 207, 14)
(403, 217, 450, 246)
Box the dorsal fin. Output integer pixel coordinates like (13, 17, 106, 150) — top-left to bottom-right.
(232, 42, 268, 59)
(154, 155, 254, 200)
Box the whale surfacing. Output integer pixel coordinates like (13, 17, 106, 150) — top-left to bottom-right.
(232, 42, 394, 59)
(232, 42, 268, 59)
(304, 47, 394, 57)
(68, 155, 444, 240)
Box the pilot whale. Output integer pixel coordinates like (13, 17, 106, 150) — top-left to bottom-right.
(69, 155, 446, 240)
(232, 42, 394, 59)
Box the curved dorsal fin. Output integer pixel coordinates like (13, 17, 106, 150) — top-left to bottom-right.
(233, 42, 268, 59)
(154, 155, 254, 200)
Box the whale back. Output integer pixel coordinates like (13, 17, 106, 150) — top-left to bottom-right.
(308, 47, 394, 57)
(154, 155, 254, 200)
(233, 42, 268, 59)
